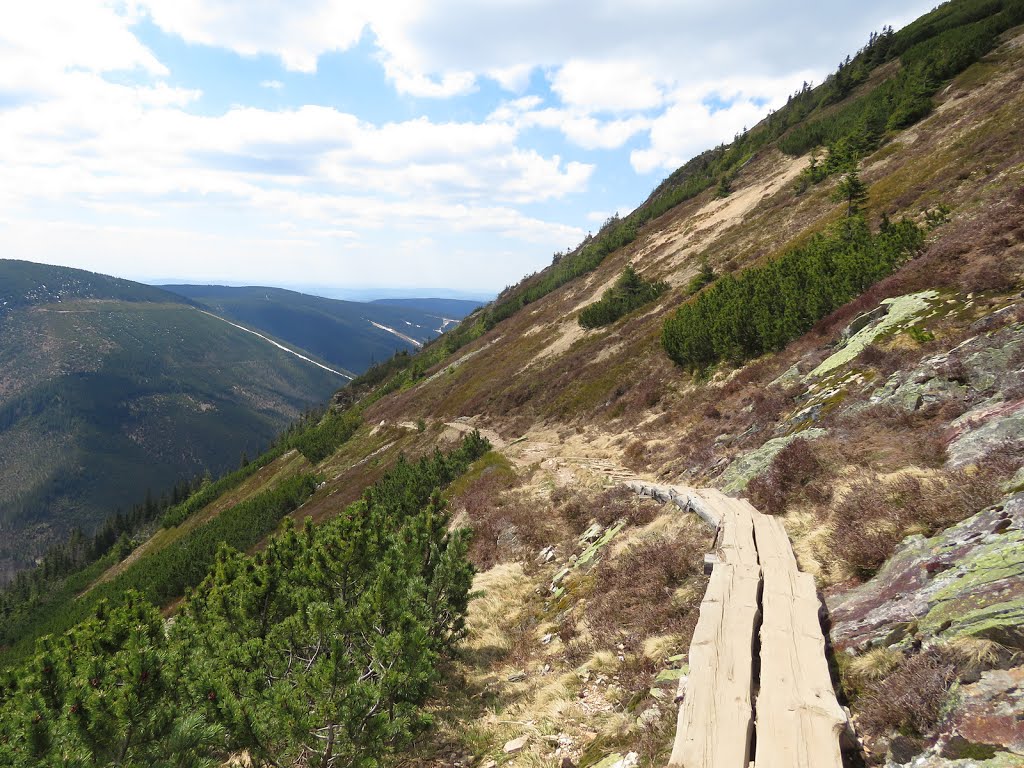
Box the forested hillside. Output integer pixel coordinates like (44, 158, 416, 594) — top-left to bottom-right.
(0, 262, 343, 582)
(162, 284, 478, 373)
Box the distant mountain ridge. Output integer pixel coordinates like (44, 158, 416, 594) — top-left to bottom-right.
(160, 284, 479, 374)
(0, 260, 192, 315)
(369, 297, 483, 317)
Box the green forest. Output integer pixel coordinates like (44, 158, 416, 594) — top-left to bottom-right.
(661, 216, 925, 373)
(0, 432, 490, 767)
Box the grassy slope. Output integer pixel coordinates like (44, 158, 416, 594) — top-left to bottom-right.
(4, 11, 1024, 765)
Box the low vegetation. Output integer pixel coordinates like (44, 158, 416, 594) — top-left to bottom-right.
(0, 432, 490, 767)
(578, 265, 668, 329)
(830, 456, 1014, 579)
(662, 216, 925, 374)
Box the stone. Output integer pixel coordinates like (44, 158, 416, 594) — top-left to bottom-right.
(946, 398, 1024, 469)
(718, 428, 828, 493)
(770, 364, 802, 389)
(888, 734, 926, 764)
(946, 666, 1024, 755)
(507, 670, 527, 682)
(503, 735, 529, 754)
(841, 304, 890, 342)
(575, 522, 625, 567)
(810, 291, 939, 377)
(496, 525, 524, 561)
(592, 753, 638, 768)
(828, 493, 1024, 652)
(654, 667, 687, 683)
(636, 705, 662, 727)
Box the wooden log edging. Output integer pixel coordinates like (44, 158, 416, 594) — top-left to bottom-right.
(622, 480, 722, 529)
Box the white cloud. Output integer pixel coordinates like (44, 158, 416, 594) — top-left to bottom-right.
(139, 0, 370, 73)
(488, 101, 650, 151)
(133, 0, 935, 103)
(551, 59, 666, 113)
(0, 0, 940, 292)
(630, 72, 818, 173)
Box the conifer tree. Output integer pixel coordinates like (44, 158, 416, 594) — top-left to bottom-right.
(833, 171, 868, 217)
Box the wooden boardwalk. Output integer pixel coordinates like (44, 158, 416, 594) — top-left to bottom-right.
(623, 481, 847, 767)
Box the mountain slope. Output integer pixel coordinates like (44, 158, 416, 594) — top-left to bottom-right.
(3, 4, 1024, 767)
(370, 297, 483, 317)
(0, 262, 343, 581)
(161, 284, 477, 374)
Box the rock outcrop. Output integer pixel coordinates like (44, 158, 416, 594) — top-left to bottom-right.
(828, 493, 1024, 653)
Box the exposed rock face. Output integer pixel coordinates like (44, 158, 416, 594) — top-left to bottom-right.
(865, 321, 1024, 425)
(718, 428, 828, 494)
(828, 493, 1024, 653)
(879, 667, 1024, 766)
(946, 398, 1024, 469)
(811, 291, 939, 377)
(947, 667, 1024, 757)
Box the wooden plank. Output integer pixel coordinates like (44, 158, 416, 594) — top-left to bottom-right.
(753, 513, 846, 768)
(669, 561, 761, 768)
(702, 490, 758, 568)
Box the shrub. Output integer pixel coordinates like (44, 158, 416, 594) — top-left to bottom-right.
(557, 486, 660, 536)
(747, 438, 829, 515)
(662, 217, 925, 374)
(830, 457, 1013, 578)
(586, 536, 705, 649)
(857, 648, 958, 739)
(578, 265, 668, 329)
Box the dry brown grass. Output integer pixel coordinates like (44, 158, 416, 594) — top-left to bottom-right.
(829, 455, 1014, 579)
(554, 485, 661, 536)
(454, 467, 562, 570)
(857, 648, 958, 739)
(586, 535, 706, 651)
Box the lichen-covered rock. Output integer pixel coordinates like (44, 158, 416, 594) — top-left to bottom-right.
(828, 493, 1024, 652)
(946, 398, 1024, 469)
(718, 428, 827, 493)
(865, 321, 1023, 418)
(946, 667, 1024, 757)
(810, 291, 939, 377)
(869, 370, 969, 412)
(883, 667, 1024, 767)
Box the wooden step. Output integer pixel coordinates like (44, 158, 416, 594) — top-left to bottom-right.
(753, 515, 847, 768)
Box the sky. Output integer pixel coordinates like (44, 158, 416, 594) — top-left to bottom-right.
(0, 1, 935, 300)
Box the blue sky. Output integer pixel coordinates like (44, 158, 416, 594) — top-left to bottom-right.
(0, 1, 933, 299)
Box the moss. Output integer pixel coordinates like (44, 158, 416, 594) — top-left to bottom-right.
(446, 451, 516, 499)
(942, 736, 1000, 760)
